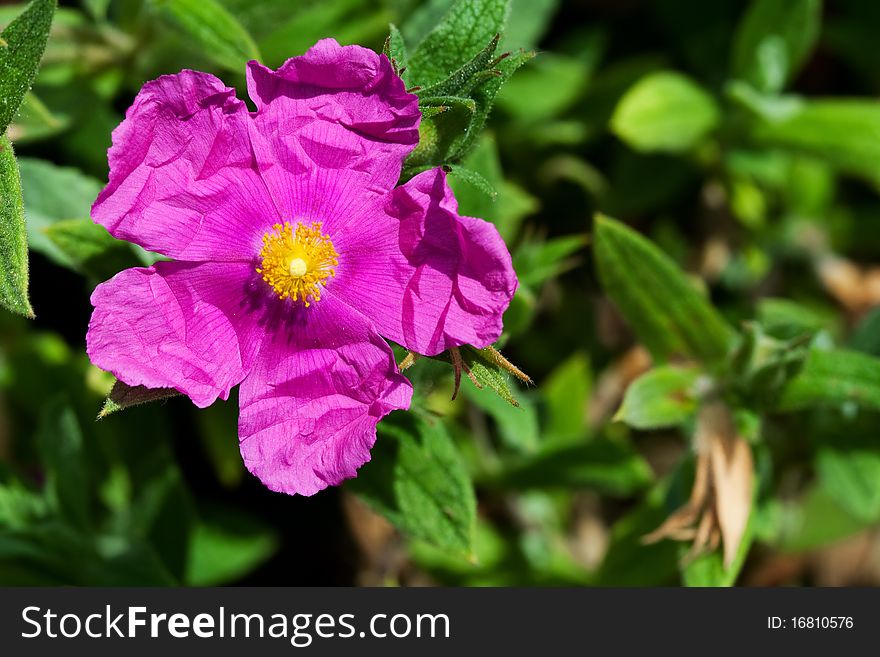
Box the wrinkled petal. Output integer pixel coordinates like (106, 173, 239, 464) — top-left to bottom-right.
(246, 39, 420, 234)
(92, 70, 279, 262)
(87, 262, 265, 407)
(331, 168, 518, 356)
(238, 295, 412, 496)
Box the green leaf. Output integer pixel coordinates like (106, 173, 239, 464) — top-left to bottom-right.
(151, 0, 260, 72)
(7, 91, 67, 143)
(99, 380, 180, 419)
(681, 514, 754, 586)
(851, 307, 880, 357)
(430, 344, 528, 407)
(542, 352, 592, 441)
(729, 323, 812, 408)
(498, 441, 652, 495)
(407, 0, 509, 87)
(731, 0, 821, 93)
(385, 23, 408, 75)
(255, 0, 390, 69)
(593, 214, 736, 365)
(350, 412, 476, 559)
(610, 71, 720, 153)
(775, 484, 869, 552)
(446, 164, 496, 199)
(617, 365, 700, 430)
(596, 481, 680, 586)
(496, 52, 592, 121)
(512, 234, 587, 287)
(44, 218, 140, 280)
(456, 47, 533, 157)
(419, 33, 501, 98)
(463, 380, 539, 453)
(0, 135, 32, 317)
(757, 297, 835, 340)
(0, 0, 56, 135)
(776, 348, 880, 413)
(751, 99, 880, 184)
(0, 524, 176, 585)
(36, 399, 89, 531)
(16, 158, 102, 268)
(816, 446, 880, 524)
(406, 96, 475, 168)
(185, 511, 279, 586)
(0, 467, 47, 529)
(501, 0, 558, 51)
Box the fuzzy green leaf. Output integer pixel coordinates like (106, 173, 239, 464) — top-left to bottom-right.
(456, 47, 533, 158)
(418, 33, 500, 98)
(611, 71, 720, 153)
(406, 96, 476, 168)
(350, 412, 476, 559)
(594, 214, 736, 365)
(408, 0, 509, 87)
(430, 345, 528, 407)
(446, 163, 497, 198)
(0, 0, 56, 135)
(151, 0, 260, 72)
(0, 135, 32, 318)
(384, 23, 408, 76)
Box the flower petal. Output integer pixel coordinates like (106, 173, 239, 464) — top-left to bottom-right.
(332, 168, 518, 356)
(246, 39, 420, 234)
(87, 261, 265, 408)
(238, 295, 412, 496)
(92, 70, 278, 262)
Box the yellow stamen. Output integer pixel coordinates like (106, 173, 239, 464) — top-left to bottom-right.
(256, 221, 338, 306)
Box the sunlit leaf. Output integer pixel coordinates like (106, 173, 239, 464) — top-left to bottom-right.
(617, 365, 700, 430)
(611, 71, 719, 153)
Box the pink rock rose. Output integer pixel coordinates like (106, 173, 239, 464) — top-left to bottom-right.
(86, 39, 517, 495)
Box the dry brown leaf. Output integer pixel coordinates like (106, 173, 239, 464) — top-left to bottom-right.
(702, 402, 754, 569)
(818, 256, 880, 315)
(643, 401, 754, 570)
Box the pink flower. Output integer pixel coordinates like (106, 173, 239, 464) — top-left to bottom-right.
(86, 39, 517, 496)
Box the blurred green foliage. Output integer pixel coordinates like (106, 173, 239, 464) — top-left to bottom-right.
(1, 0, 880, 587)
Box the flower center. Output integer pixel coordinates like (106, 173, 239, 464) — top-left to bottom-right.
(257, 221, 338, 306)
